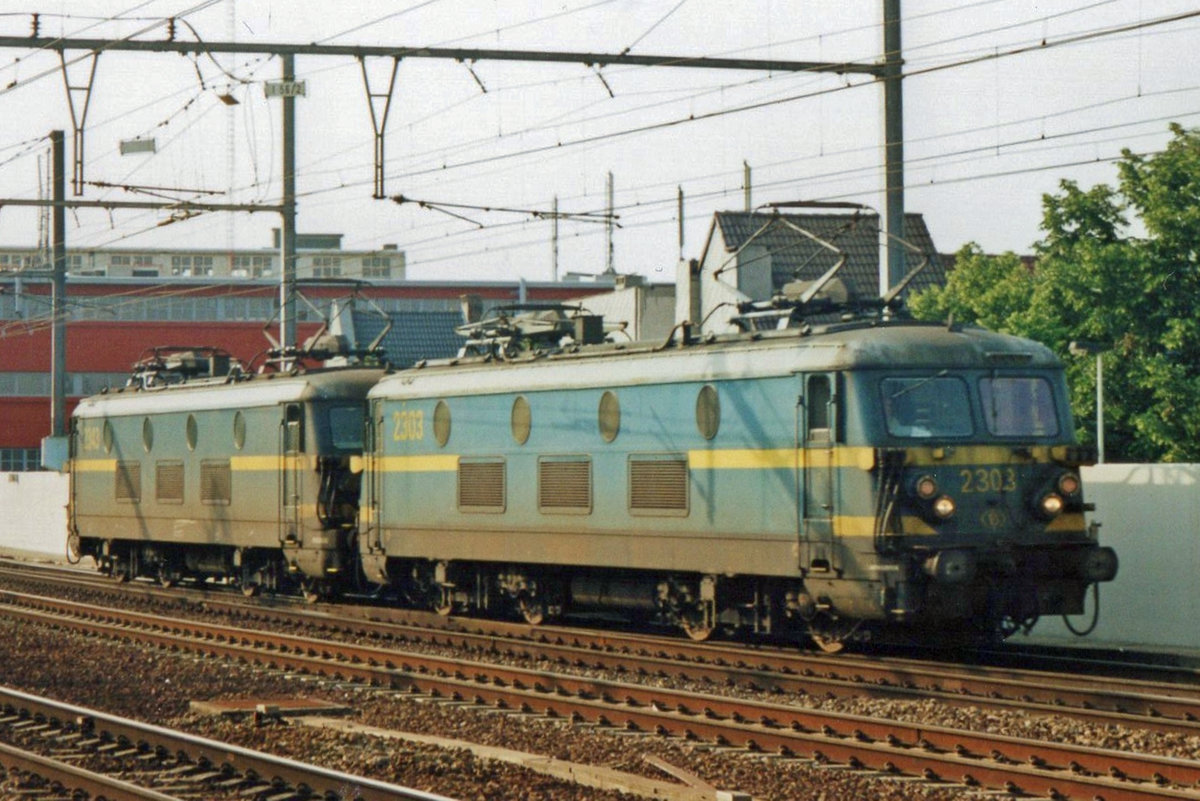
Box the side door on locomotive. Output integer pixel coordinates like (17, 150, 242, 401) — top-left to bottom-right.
(798, 371, 840, 574)
(279, 401, 304, 547)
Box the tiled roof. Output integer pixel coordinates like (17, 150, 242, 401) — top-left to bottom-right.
(713, 211, 946, 300)
(352, 310, 463, 368)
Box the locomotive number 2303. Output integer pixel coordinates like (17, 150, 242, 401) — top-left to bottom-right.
(392, 409, 425, 441)
(959, 467, 1018, 493)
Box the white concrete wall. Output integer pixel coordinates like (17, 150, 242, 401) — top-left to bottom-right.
(1020, 463, 1200, 650)
(0, 471, 68, 558)
(2, 464, 1193, 651)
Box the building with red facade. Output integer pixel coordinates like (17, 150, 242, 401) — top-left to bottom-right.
(0, 275, 607, 470)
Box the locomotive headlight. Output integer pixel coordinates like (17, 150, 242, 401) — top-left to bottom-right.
(913, 475, 938, 500)
(1038, 493, 1065, 518)
(932, 495, 956, 519)
(1057, 472, 1081, 497)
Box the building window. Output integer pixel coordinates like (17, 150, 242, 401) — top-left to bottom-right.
(362, 255, 391, 278)
(232, 255, 272, 278)
(110, 255, 131, 266)
(0, 448, 41, 472)
(312, 256, 342, 278)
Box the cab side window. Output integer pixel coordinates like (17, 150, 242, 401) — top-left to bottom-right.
(807, 375, 832, 443)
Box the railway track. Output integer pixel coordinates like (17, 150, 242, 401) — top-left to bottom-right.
(2, 586, 1199, 800)
(0, 686, 453, 801)
(4, 561, 1198, 736)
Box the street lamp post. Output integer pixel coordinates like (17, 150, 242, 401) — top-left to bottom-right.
(1069, 340, 1106, 464)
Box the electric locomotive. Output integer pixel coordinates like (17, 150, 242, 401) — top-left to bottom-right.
(69, 345, 385, 600)
(359, 293, 1117, 649)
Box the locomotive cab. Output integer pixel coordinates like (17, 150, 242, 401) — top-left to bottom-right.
(806, 345, 1118, 642)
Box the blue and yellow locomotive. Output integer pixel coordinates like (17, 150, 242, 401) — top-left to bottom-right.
(359, 302, 1117, 648)
(66, 285, 1117, 649)
(69, 345, 383, 600)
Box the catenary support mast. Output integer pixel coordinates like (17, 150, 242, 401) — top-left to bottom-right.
(50, 131, 66, 439)
(883, 0, 906, 291)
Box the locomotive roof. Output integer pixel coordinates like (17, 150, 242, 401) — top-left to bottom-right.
(73, 367, 384, 419)
(370, 320, 1060, 399)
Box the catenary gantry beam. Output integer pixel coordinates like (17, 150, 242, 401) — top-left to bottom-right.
(0, 36, 885, 76)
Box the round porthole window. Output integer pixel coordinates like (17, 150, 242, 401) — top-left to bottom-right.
(598, 390, 620, 443)
(185, 414, 198, 451)
(433, 400, 451, 447)
(511, 396, 531, 445)
(233, 411, 246, 450)
(102, 420, 114, 454)
(696, 384, 720, 440)
(142, 417, 154, 452)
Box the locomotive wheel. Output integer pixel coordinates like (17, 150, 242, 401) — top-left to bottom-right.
(239, 562, 270, 597)
(108, 557, 129, 583)
(239, 567, 260, 597)
(809, 618, 863, 653)
(66, 534, 83, 565)
(433, 595, 454, 616)
(300, 578, 325, 604)
(157, 559, 183, 588)
(515, 584, 562, 626)
(518, 597, 545, 626)
(679, 606, 715, 642)
(811, 632, 846, 654)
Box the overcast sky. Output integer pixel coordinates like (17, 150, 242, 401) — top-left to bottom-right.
(0, 1, 1197, 282)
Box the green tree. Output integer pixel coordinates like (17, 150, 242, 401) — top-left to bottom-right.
(909, 124, 1200, 462)
(906, 244, 1033, 332)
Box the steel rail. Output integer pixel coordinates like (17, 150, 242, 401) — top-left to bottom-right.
(3, 594, 1200, 800)
(0, 684, 457, 801)
(0, 740, 183, 801)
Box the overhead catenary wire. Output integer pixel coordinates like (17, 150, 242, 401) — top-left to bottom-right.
(0, 2, 1194, 267)
(1, 4, 1181, 198)
(194, 6, 1199, 214)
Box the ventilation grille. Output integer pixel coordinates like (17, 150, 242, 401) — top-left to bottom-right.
(629, 456, 688, 515)
(155, 461, 184, 503)
(200, 460, 232, 505)
(458, 459, 505, 512)
(539, 458, 592, 514)
(115, 462, 141, 503)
